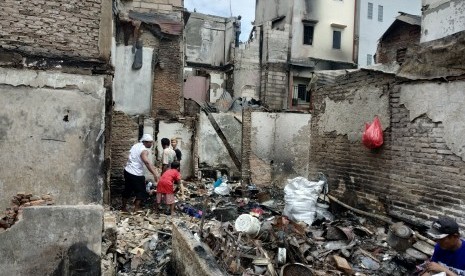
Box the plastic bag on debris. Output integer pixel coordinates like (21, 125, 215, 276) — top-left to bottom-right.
(283, 177, 325, 225)
(214, 182, 231, 195)
(362, 116, 384, 149)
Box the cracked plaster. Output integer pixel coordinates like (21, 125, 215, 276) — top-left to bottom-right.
(318, 86, 390, 142)
(400, 81, 465, 161)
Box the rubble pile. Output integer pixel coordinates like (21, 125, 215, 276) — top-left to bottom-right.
(179, 177, 435, 275)
(107, 177, 436, 276)
(101, 210, 176, 276)
(0, 192, 54, 230)
(200, 212, 434, 275)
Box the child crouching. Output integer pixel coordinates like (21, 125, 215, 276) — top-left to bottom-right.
(153, 160, 181, 215)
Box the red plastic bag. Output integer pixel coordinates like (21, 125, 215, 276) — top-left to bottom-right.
(362, 116, 384, 149)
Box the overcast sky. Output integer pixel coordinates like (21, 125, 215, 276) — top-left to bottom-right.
(184, 0, 256, 42)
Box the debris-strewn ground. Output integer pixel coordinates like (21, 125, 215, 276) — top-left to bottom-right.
(104, 179, 433, 276)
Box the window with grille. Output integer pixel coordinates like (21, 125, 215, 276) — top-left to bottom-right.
(333, 30, 341, 49)
(303, 24, 314, 45)
(378, 5, 383, 22)
(368, 2, 373, 19)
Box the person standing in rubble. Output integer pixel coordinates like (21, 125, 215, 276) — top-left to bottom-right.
(161, 137, 176, 175)
(171, 137, 182, 165)
(171, 137, 186, 199)
(420, 217, 465, 276)
(121, 134, 159, 212)
(152, 161, 181, 216)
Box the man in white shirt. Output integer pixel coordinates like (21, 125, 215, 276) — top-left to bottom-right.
(122, 134, 159, 212)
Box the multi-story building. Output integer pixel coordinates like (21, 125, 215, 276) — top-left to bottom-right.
(355, 0, 421, 67)
(250, 0, 357, 111)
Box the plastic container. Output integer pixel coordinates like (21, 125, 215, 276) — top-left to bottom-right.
(235, 214, 260, 237)
(146, 182, 153, 193)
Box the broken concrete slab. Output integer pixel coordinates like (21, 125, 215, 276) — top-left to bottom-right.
(0, 205, 103, 276)
(171, 220, 226, 276)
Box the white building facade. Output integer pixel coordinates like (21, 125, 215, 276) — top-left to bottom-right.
(356, 0, 421, 67)
(421, 0, 465, 43)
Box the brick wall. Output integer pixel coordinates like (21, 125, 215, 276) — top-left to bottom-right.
(241, 109, 252, 183)
(309, 70, 465, 227)
(0, 0, 104, 60)
(376, 23, 420, 64)
(110, 111, 139, 186)
(388, 84, 465, 225)
(152, 36, 183, 118)
(260, 63, 288, 110)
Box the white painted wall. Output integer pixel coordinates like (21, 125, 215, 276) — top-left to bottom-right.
(113, 45, 153, 115)
(421, 0, 465, 43)
(358, 0, 421, 67)
(209, 72, 226, 102)
(185, 13, 234, 67)
(291, 0, 355, 64)
(157, 121, 194, 178)
(400, 81, 465, 161)
(198, 113, 239, 175)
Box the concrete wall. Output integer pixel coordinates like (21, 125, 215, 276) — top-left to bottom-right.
(185, 13, 234, 67)
(421, 0, 465, 43)
(233, 36, 261, 100)
(357, 0, 421, 67)
(309, 69, 465, 227)
(171, 221, 226, 276)
(157, 120, 195, 178)
(255, 0, 291, 25)
(0, 206, 103, 275)
(113, 45, 154, 115)
(0, 0, 112, 61)
(291, 0, 355, 64)
(209, 72, 227, 103)
(198, 113, 240, 175)
(250, 112, 311, 186)
(0, 68, 105, 211)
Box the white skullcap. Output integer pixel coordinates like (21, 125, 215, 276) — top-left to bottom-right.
(140, 134, 154, 142)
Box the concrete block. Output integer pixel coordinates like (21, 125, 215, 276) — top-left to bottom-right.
(0, 205, 103, 275)
(158, 4, 173, 11)
(172, 220, 226, 276)
(170, 0, 182, 7)
(140, 2, 158, 9)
